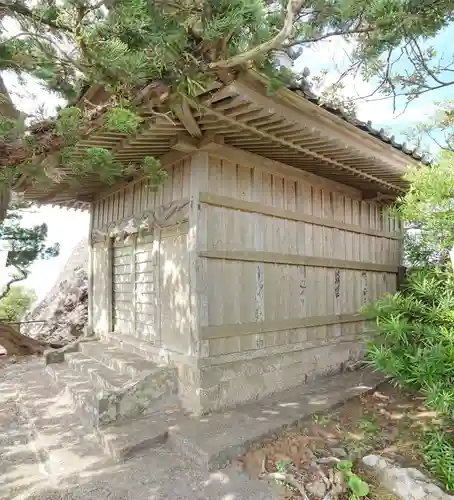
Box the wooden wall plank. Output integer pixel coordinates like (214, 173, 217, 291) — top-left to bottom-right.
(199, 251, 397, 273)
(202, 312, 364, 339)
(199, 192, 400, 240)
(91, 157, 191, 231)
(196, 154, 401, 366)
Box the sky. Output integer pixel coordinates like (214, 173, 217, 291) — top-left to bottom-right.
(1, 24, 452, 302)
(1, 74, 89, 300)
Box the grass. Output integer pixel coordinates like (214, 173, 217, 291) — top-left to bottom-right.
(358, 417, 380, 437)
(422, 427, 454, 492)
(312, 412, 331, 426)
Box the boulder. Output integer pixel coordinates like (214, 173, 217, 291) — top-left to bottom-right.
(22, 239, 88, 346)
(362, 454, 453, 500)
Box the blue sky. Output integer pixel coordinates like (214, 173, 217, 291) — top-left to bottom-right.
(2, 26, 452, 301)
(295, 25, 454, 150)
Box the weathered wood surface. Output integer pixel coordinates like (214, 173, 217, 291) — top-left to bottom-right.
(88, 148, 401, 368)
(195, 151, 400, 360)
(92, 157, 192, 231)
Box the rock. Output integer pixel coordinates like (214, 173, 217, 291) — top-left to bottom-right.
(361, 454, 453, 499)
(333, 470, 344, 486)
(330, 470, 346, 496)
(70, 325, 83, 338)
(44, 349, 65, 365)
(22, 239, 88, 346)
(362, 454, 388, 471)
(44, 341, 80, 365)
(330, 447, 348, 458)
(306, 479, 327, 498)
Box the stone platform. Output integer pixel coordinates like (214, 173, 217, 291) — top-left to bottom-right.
(0, 356, 382, 499)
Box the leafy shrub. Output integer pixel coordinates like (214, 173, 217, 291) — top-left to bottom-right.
(365, 154, 454, 421)
(364, 141, 454, 490)
(423, 427, 454, 491)
(336, 460, 370, 498)
(364, 266, 454, 417)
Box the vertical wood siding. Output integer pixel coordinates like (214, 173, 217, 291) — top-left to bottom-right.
(91, 157, 192, 232)
(135, 232, 159, 343)
(199, 157, 400, 351)
(90, 157, 192, 352)
(112, 240, 134, 335)
(92, 241, 111, 334)
(159, 225, 190, 354)
(195, 152, 402, 410)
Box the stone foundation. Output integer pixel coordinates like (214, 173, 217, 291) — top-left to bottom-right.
(197, 340, 363, 412)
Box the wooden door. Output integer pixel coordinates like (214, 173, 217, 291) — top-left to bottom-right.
(134, 231, 159, 343)
(112, 239, 134, 335)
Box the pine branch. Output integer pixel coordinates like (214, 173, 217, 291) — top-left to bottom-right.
(0, 1, 73, 32)
(210, 0, 305, 69)
(284, 26, 374, 47)
(0, 266, 28, 301)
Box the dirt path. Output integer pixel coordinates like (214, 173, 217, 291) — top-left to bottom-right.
(238, 383, 440, 499)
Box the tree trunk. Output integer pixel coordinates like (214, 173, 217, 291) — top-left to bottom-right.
(0, 321, 61, 356)
(0, 73, 20, 224)
(0, 184, 10, 222)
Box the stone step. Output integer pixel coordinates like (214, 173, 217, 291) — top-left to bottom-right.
(15, 360, 109, 481)
(46, 362, 112, 428)
(101, 331, 167, 364)
(65, 351, 132, 391)
(167, 368, 385, 471)
(47, 341, 179, 429)
(79, 340, 156, 378)
(98, 413, 174, 461)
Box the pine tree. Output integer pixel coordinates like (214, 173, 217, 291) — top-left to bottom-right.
(0, 0, 454, 219)
(0, 285, 36, 321)
(0, 201, 59, 300)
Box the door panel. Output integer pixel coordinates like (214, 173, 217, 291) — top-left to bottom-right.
(111, 226, 189, 349)
(112, 241, 134, 335)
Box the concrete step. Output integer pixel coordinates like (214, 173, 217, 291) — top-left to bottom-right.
(102, 331, 167, 364)
(47, 340, 179, 430)
(46, 362, 112, 428)
(79, 340, 156, 378)
(14, 360, 109, 481)
(99, 413, 175, 461)
(65, 351, 131, 391)
(167, 368, 385, 470)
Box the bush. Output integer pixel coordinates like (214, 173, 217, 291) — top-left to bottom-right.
(364, 266, 454, 418)
(363, 146, 454, 489)
(423, 427, 454, 491)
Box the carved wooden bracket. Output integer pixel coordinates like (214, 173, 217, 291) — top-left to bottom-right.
(91, 197, 190, 244)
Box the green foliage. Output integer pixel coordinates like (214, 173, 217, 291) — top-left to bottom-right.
(0, 117, 19, 140)
(0, 0, 454, 203)
(0, 285, 37, 321)
(411, 100, 454, 154)
(55, 107, 83, 141)
(336, 460, 370, 499)
(365, 152, 454, 482)
(423, 427, 454, 491)
(104, 108, 142, 135)
(311, 69, 358, 118)
(392, 154, 454, 267)
(275, 459, 291, 474)
(365, 266, 454, 407)
(0, 201, 59, 299)
(84, 147, 123, 183)
(141, 156, 168, 191)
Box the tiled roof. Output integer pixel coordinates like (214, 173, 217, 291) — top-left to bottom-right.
(288, 82, 430, 165)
